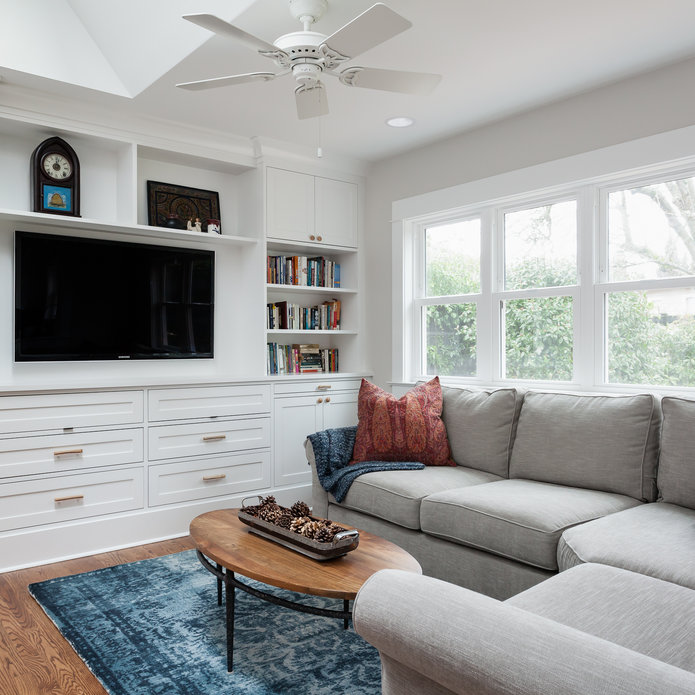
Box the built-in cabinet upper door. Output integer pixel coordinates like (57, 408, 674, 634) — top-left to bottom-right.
(267, 168, 314, 243)
(266, 167, 357, 248)
(315, 177, 357, 248)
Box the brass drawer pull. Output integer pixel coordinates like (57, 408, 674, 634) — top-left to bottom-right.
(325, 397, 331, 403)
(54, 448, 84, 456)
(316, 384, 332, 390)
(54, 494, 84, 503)
(203, 473, 227, 482)
(317, 397, 323, 403)
(202, 434, 227, 442)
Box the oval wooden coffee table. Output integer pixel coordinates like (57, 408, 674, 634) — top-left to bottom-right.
(190, 508, 421, 672)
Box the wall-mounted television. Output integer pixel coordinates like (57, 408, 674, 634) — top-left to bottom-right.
(15, 231, 214, 361)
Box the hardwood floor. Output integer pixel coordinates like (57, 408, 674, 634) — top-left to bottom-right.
(0, 536, 196, 695)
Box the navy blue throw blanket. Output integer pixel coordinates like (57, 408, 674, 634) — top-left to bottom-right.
(308, 426, 425, 503)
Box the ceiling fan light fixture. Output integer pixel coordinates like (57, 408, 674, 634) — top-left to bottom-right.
(386, 116, 414, 128)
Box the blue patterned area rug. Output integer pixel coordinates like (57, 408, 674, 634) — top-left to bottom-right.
(29, 549, 380, 695)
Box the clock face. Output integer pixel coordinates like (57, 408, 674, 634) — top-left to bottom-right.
(42, 152, 73, 181)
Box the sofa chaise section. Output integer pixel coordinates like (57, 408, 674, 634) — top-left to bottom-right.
(353, 564, 695, 695)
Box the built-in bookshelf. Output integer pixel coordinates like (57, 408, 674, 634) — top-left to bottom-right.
(264, 167, 360, 377)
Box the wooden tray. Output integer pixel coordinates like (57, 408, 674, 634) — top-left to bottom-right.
(237, 510, 359, 561)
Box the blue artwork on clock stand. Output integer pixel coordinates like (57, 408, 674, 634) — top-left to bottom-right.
(43, 184, 72, 212)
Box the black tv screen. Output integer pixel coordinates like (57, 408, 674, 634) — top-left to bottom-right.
(15, 231, 214, 361)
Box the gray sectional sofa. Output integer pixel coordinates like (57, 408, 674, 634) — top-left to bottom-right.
(305, 386, 695, 694)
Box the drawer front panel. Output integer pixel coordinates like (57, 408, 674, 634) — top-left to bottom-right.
(0, 468, 144, 532)
(0, 428, 144, 478)
(148, 418, 270, 461)
(273, 379, 362, 396)
(148, 451, 271, 507)
(148, 385, 271, 422)
(0, 391, 144, 435)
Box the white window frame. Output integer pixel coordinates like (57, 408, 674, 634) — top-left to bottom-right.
(395, 145, 695, 395)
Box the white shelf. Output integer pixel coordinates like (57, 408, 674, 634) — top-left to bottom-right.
(266, 238, 358, 255)
(266, 284, 356, 295)
(0, 209, 257, 247)
(266, 329, 358, 336)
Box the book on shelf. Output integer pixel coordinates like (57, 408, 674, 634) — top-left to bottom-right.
(267, 299, 341, 331)
(266, 342, 339, 375)
(267, 254, 341, 289)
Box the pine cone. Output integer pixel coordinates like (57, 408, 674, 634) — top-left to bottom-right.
(259, 503, 282, 522)
(260, 495, 276, 507)
(315, 526, 333, 543)
(276, 511, 293, 529)
(328, 523, 346, 536)
(301, 520, 322, 538)
(242, 504, 260, 517)
(290, 500, 311, 518)
(290, 516, 311, 533)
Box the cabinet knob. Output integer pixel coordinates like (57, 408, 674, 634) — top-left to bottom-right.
(317, 397, 323, 403)
(316, 236, 322, 241)
(325, 396, 331, 403)
(309, 234, 315, 241)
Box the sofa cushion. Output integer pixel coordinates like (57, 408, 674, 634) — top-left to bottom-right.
(507, 563, 695, 674)
(440, 386, 519, 478)
(510, 391, 660, 501)
(351, 377, 455, 467)
(333, 465, 502, 530)
(658, 396, 695, 509)
(420, 479, 640, 570)
(557, 502, 695, 590)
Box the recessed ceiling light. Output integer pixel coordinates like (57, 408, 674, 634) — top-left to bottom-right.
(386, 117, 414, 128)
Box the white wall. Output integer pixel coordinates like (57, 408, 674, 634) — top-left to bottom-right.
(364, 55, 695, 388)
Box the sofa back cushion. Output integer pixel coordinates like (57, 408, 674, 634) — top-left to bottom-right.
(658, 397, 695, 509)
(441, 386, 520, 477)
(509, 391, 660, 501)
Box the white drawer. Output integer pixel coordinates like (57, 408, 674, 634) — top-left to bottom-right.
(0, 391, 144, 435)
(148, 451, 271, 507)
(0, 428, 144, 479)
(148, 384, 271, 422)
(273, 379, 363, 396)
(148, 417, 270, 461)
(0, 468, 144, 532)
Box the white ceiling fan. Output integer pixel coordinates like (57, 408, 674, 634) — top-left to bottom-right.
(176, 0, 441, 119)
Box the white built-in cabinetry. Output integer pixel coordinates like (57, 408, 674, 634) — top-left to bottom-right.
(0, 106, 368, 572)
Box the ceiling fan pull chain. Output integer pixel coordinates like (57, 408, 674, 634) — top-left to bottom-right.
(317, 114, 323, 158)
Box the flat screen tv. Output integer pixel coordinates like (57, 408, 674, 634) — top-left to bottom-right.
(15, 231, 214, 361)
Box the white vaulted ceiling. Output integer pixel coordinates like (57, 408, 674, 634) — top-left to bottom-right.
(3, 0, 695, 162)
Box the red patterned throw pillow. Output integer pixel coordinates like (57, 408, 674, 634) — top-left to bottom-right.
(350, 377, 455, 467)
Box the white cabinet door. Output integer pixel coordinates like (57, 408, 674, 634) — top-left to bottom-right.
(273, 394, 322, 486)
(315, 177, 357, 248)
(321, 391, 359, 430)
(267, 168, 314, 243)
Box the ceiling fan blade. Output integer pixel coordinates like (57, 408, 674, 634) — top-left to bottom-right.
(323, 3, 411, 59)
(295, 83, 329, 120)
(340, 67, 441, 95)
(177, 72, 278, 91)
(183, 13, 280, 54)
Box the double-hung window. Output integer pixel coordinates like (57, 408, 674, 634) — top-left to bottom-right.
(601, 174, 695, 387)
(403, 163, 695, 392)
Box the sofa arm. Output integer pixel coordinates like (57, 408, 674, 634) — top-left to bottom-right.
(353, 570, 695, 695)
(304, 437, 329, 518)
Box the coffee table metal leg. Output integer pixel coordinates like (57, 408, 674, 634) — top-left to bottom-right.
(343, 600, 349, 629)
(217, 563, 223, 607)
(226, 570, 235, 672)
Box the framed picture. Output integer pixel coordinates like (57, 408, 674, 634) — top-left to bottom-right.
(147, 181, 221, 232)
(42, 184, 73, 213)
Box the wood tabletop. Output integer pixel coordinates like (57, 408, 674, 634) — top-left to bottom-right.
(190, 509, 422, 600)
